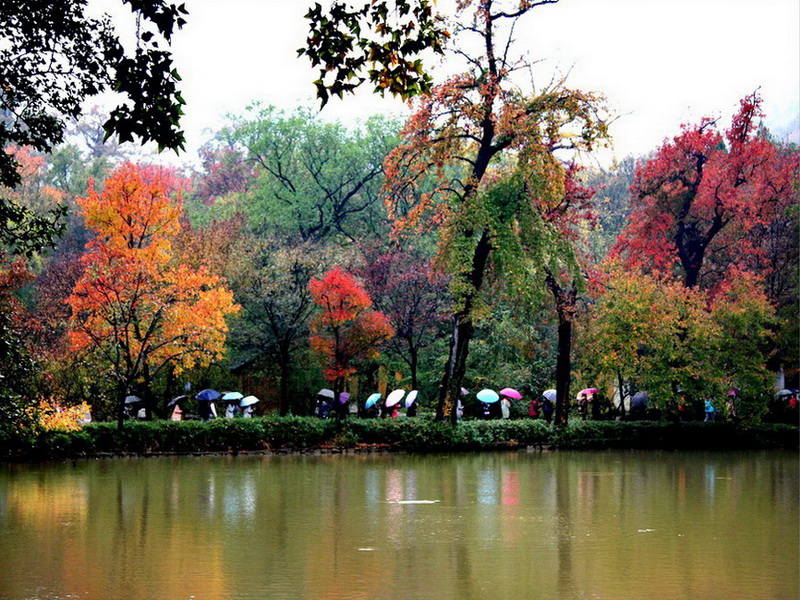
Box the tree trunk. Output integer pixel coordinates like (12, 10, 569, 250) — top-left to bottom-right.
(553, 315, 572, 426)
(617, 371, 627, 418)
(546, 271, 578, 427)
(278, 342, 291, 416)
(116, 385, 126, 431)
(333, 376, 347, 420)
(409, 344, 419, 391)
(436, 229, 493, 424)
(436, 311, 475, 423)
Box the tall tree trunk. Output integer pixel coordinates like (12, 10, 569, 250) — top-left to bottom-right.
(278, 342, 291, 416)
(436, 310, 475, 423)
(553, 315, 572, 426)
(333, 376, 346, 420)
(409, 344, 419, 391)
(116, 384, 127, 431)
(436, 229, 493, 423)
(546, 271, 578, 426)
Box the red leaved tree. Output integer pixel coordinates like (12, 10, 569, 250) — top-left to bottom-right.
(308, 268, 394, 410)
(612, 92, 798, 290)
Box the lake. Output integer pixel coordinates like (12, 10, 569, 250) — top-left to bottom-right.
(0, 450, 797, 600)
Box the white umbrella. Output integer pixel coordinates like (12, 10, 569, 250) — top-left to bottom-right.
(542, 389, 557, 402)
(222, 391, 244, 402)
(405, 390, 419, 408)
(385, 389, 405, 407)
(240, 395, 260, 407)
(317, 388, 335, 399)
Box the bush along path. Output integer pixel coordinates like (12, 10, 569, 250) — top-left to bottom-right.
(4, 417, 798, 461)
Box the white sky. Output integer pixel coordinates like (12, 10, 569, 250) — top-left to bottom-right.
(99, 0, 800, 166)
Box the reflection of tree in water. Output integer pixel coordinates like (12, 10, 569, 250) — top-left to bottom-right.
(555, 458, 578, 598)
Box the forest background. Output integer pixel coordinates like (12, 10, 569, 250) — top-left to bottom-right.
(0, 0, 798, 435)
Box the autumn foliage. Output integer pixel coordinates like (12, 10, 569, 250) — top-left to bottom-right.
(612, 93, 798, 290)
(67, 163, 239, 423)
(308, 268, 393, 383)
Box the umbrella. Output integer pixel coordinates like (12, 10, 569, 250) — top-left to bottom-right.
(460, 387, 470, 396)
(631, 391, 649, 408)
(476, 389, 500, 403)
(167, 395, 186, 408)
(317, 388, 335, 399)
(125, 395, 142, 404)
(240, 395, 259, 407)
(195, 389, 221, 401)
(579, 388, 599, 396)
(499, 387, 522, 400)
(386, 389, 405, 407)
(221, 391, 244, 402)
(336, 392, 350, 405)
(542, 389, 557, 402)
(405, 390, 419, 408)
(365, 393, 381, 409)
(776, 389, 797, 397)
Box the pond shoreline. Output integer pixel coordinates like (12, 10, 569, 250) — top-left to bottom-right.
(4, 417, 797, 461)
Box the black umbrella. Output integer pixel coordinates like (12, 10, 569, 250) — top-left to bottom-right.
(167, 395, 187, 408)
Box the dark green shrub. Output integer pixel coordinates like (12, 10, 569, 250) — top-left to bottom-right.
(2, 417, 796, 460)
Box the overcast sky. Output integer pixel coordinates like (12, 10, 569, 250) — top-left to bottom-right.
(107, 0, 799, 165)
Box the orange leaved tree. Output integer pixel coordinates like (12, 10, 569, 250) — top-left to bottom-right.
(309, 268, 394, 413)
(68, 163, 239, 429)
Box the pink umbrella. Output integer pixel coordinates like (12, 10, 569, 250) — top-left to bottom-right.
(499, 387, 522, 400)
(579, 388, 599, 396)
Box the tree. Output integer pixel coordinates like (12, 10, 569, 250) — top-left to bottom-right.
(1, 0, 187, 252)
(223, 106, 399, 243)
(228, 236, 339, 416)
(0, 254, 39, 444)
(582, 156, 636, 262)
(191, 142, 256, 208)
(581, 263, 775, 420)
(382, 0, 608, 422)
(612, 93, 798, 290)
(299, 0, 448, 106)
(357, 245, 449, 389)
(308, 268, 394, 408)
(67, 163, 239, 429)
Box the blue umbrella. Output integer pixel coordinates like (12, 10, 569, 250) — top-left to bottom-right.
(365, 393, 381, 409)
(221, 391, 244, 402)
(196, 389, 221, 401)
(476, 389, 499, 403)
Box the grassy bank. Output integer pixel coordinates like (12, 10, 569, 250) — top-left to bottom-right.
(5, 417, 797, 461)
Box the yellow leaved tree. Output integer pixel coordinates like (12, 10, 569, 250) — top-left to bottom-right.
(68, 163, 239, 428)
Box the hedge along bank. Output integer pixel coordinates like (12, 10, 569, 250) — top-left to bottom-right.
(7, 417, 798, 461)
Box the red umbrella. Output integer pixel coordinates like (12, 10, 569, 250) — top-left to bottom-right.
(499, 387, 522, 399)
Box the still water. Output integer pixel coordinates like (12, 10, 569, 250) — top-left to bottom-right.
(0, 450, 797, 600)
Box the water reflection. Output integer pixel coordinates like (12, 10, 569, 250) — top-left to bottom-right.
(0, 451, 797, 600)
